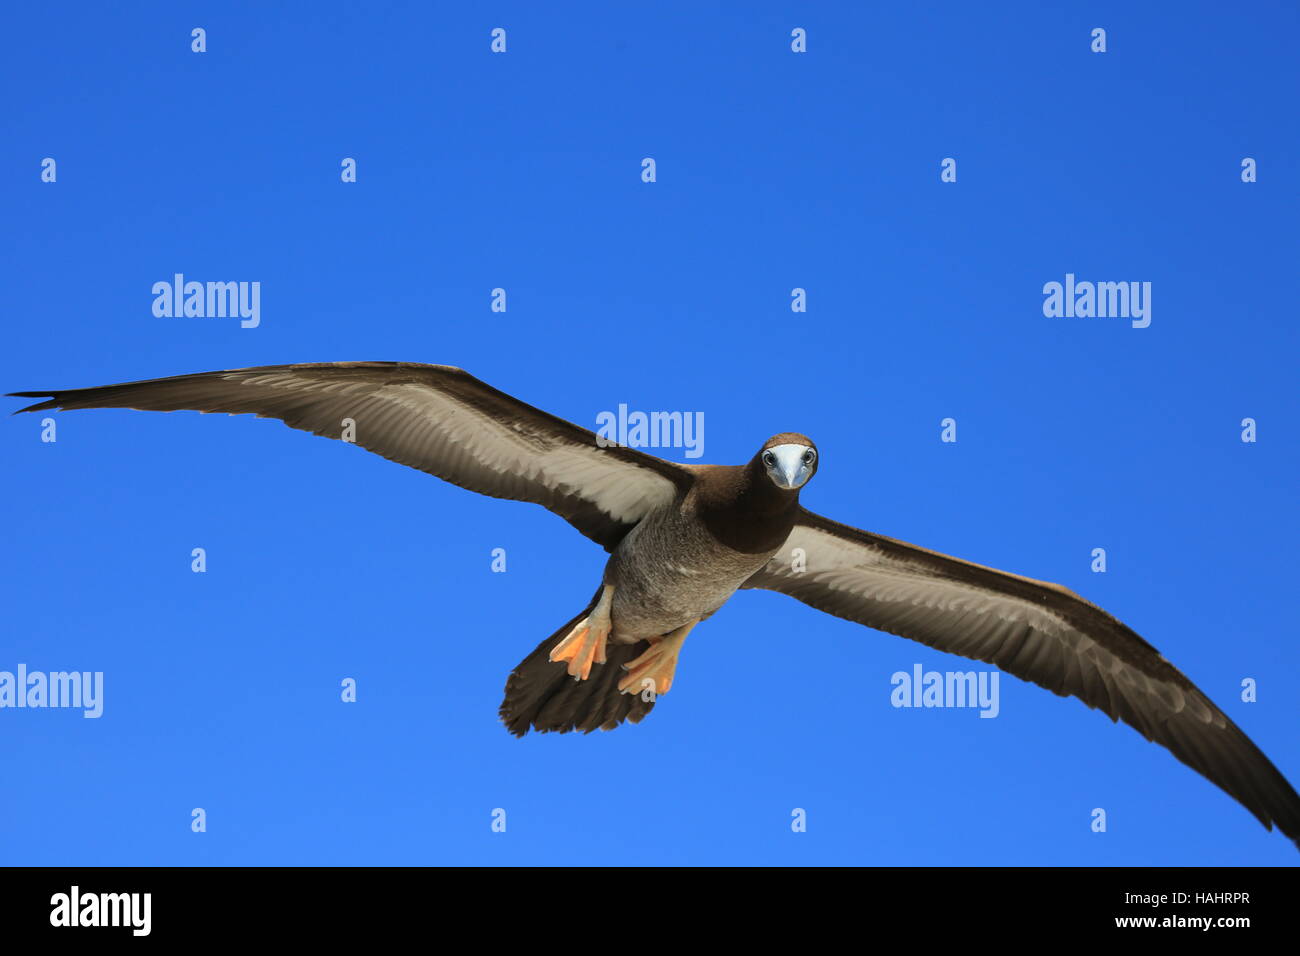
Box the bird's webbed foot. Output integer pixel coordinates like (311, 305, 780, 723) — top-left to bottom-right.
(549, 585, 614, 680)
(618, 621, 697, 696)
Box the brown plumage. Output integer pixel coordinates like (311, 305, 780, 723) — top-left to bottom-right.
(9, 361, 1300, 849)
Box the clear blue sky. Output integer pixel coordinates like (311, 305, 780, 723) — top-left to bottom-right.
(2, 2, 1297, 865)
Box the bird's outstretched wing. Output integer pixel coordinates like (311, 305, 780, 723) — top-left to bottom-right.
(744, 507, 1300, 846)
(10, 362, 694, 550)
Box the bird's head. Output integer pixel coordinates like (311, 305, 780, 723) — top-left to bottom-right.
(757, 433, 818, 491)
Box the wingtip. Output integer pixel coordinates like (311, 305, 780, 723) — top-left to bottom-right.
(6, 393, 58, 415)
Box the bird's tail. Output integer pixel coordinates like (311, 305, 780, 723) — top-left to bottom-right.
(499, 590, 656, 736)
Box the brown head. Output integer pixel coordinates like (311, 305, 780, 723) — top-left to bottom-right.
(756, 433, 818, 491)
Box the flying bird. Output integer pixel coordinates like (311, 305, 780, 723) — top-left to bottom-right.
(10, 361, 1300, 848)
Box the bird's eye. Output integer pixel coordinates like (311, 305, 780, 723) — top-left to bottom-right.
(762, 452, 776, 467)
(802, 450, 816, 465)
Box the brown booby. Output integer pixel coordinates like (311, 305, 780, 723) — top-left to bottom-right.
(10, 361, 1300, 847)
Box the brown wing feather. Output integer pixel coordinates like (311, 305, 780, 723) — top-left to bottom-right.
(744, 507, 1300, 847)
(10, 362, 694, 550)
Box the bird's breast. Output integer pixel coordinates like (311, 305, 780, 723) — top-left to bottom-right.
(603, 505, 779, 640)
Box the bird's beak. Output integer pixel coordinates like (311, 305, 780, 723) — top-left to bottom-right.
(766, 444, 810, 490)
(774, 459, 801, 489)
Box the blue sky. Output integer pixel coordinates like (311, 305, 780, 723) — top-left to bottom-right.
(2, 2, 1297, 865)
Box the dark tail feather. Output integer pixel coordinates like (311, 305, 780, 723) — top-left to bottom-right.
(500, 594, 656, 737)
